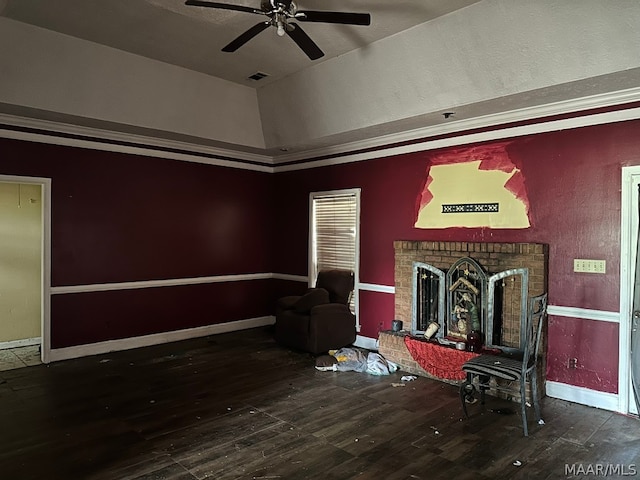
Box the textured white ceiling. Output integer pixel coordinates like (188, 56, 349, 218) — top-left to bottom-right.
(0, 0, 482, 87)
(1, 0, 639, 159)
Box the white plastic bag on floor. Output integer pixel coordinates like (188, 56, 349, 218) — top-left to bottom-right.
(333, 347, 368, 372)
(322, 348, 398, 375)
(366, 352, 397, 375)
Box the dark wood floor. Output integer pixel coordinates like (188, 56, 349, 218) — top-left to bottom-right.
(1, 327, 638, 480)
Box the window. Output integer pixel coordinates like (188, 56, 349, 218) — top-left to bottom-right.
(309, 189, 360, 321)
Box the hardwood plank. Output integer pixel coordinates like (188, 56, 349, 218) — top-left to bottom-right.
(0, 327, 638, 480)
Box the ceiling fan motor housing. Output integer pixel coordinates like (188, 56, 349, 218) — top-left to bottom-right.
(185, 0, 370, 60)
(261, 0, 297, 16)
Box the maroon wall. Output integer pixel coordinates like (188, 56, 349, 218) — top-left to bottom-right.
(3, 117, 639, 395)
(1, 138, 274, 348)
(273, 119, 640, 393)
(50, 280, 273, 348)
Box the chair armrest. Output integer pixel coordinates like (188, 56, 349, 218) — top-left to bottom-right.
(309, 303, 356, 330)
(310, 303, 352, 316)
(277, 295, 301, 312)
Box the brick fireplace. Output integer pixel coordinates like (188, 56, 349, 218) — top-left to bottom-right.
(380, 241, 548, 389)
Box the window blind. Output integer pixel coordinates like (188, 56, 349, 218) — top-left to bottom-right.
(311, 192, 358, 314)
(312, 194, 357, 273)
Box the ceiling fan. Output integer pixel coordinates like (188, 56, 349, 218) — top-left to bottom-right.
(185, 0, 371, 60)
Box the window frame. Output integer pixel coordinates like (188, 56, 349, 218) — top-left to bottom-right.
(308, 188, 361, 331)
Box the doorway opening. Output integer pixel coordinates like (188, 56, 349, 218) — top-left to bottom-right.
(0, 176, 51, 367)
(620, 166, 640, 415)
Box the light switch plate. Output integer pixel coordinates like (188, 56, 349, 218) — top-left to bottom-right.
(574, 259, 606, 274)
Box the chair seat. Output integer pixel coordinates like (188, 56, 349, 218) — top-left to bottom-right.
(460, 293, 547, 437)
(462, 354, 522, 381)
(275, 270, 356, 354)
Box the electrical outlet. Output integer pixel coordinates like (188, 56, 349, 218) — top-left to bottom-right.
(567, 358, 578, 369)
(574, 259, 606, 274)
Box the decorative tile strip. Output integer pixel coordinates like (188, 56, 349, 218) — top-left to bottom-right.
(442, 203, 499, 213)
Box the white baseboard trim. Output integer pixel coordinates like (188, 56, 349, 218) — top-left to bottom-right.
(45, 274, 624, 328)
(546, 380, 621, 413)
(354, 335, 378, 351)
(47, 316, 275, 363)
(51, 272, 311, 295)
(547, 305, 620, 323)
(272, 273, 309, 283)
(51, 273, 274, 295)
(271, 276, 396, 293)
(359, 283, 395, 294)
(0, 337, 41, 350)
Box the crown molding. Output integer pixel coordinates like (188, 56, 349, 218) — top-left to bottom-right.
(1, 86, 640, 173)
(272, 86, 640, 167)
(274, 106, 640, 172)
(0, 113, 275, 172)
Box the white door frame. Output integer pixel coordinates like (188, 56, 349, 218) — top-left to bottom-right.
(619, 166, 640, 414)
(0, 175, 52, 364)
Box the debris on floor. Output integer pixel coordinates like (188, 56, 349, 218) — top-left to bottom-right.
(490, 407, 515, 415)
(315, 347, 398, 375)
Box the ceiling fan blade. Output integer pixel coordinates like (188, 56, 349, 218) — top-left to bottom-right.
(286, 23, 324, 60)
(222, 22, 270, 52)
(185, 0, 264, 15)
(297, 11, 371, 26)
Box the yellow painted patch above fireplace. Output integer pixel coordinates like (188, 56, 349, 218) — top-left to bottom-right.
(415, 160, 530, 229)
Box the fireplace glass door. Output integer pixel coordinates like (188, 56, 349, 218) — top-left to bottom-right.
(486, 268, 529, 353)
(446, 257, 487, 340)
(412, 262, 445, 336)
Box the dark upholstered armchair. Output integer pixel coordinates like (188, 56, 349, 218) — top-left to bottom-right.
(275, 270, 357, 354)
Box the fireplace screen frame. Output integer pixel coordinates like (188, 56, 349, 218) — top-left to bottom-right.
(412, 257, 530, 350)
(486, 268, 529, 353)
(411, 262, 445, 336)
(446, 257, 487, 341)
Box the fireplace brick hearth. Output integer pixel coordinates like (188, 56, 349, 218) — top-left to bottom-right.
(378, 330, 545, 401)
(381, 240, 549, 399)
(379, 330, 460, 385)
(378, 331, 425, 377)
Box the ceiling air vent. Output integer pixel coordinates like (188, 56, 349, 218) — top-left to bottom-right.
(248, 72, 269, 81)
